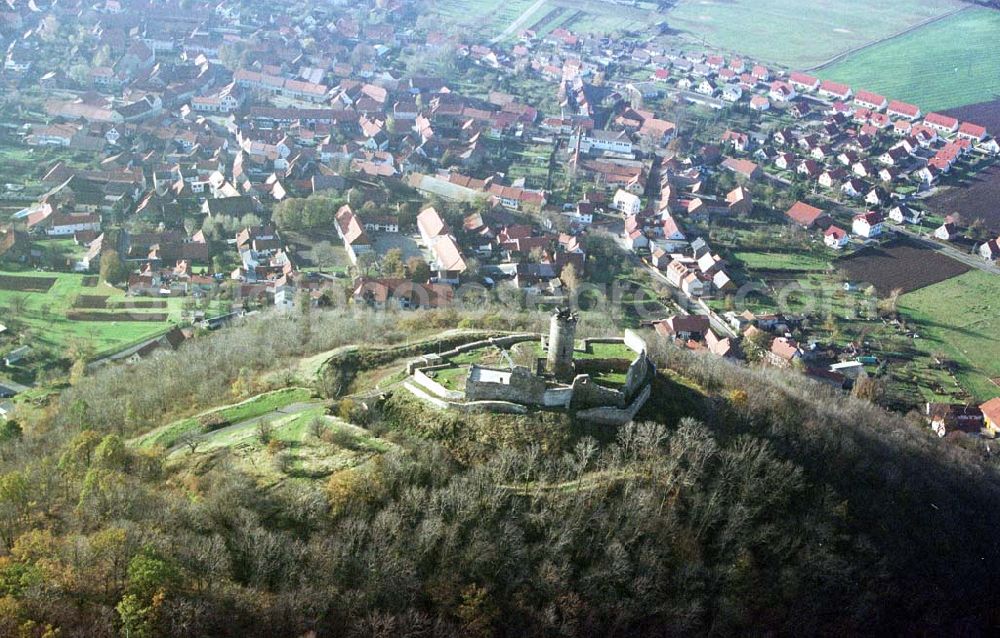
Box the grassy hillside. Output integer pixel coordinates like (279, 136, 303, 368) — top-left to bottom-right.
(899, 270, 1000, 401)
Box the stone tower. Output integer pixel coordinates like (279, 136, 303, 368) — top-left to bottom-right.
(547, 308, 578, 380)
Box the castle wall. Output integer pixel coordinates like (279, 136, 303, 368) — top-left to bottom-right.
(404, 328, 655, 425)
(622, 354, 653, 402)
(465, 365, 547, 405)
(570, 374, 627, 409)
(543, 387, 574, 408)
(577, 384, 652, 426)
(624, 329, 648, 355)
(412, 367, 464, 400)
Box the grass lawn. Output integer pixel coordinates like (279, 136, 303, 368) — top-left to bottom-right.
(0, 143, 95, 184)
(577, 342, 635, 360)
(899, 270, 1000, 402)
(732, 250, 832, 273)
(819, 8, 1000, 112)
(167, 405, 392, 486)
(432, 365, 470, 391)
(668, 0, 963, 68)
(132, 387, 316, 450)
(0, 270, 211, 367)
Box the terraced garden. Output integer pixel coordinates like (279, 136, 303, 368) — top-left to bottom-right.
(0, 269, 222, 367)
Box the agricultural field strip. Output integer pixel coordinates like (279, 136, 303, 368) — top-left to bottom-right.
(667, 0, 962, 68)
(819, 8, 1000, 112)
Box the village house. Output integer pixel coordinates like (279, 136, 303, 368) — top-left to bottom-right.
(353, 278, 454, 310)
(334, 205, 372, 265)
(785, 201, 830, 228)
(788, 72, 820, 92)
(852, 211, 883, 239)
(768, 337, 802, 368)
(654, 315, 711, 343)
(887, 100, 921, 120)
(750, 95, 771, 111)
(818, 168, 847, 189)
(824, 225, 849, 249)
(983, 398, 1000, 435)
(957, 122, 988, 142)
(768, 81, 796, 103)
(978, 237, 1000, 263)
(819, 80, 852, 101)
(725, 186, 753, 215)
(613, 190, 642, 216)
(888, 205, 921, 224)
(841, 178, 865, 199)
(580, 129, 633, 155)
(926, 403, 984, 437)
(934, 222, 959, 241)
(721, 157, 761, 181)
(923, 113, 960, 135)
(854, 90, 888, 111)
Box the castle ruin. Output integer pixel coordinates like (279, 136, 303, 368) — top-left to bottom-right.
(403, 311, 656, 426)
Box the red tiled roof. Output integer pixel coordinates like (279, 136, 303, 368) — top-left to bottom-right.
(819, 80, 851, 96)
(789, 71, 818, 86)
(982, 398, 1000, 425)
(855, 90, 886, 106)
(417, 207, 448, 239)
(959, 122, 987, 139)
(824, 225, 847, 240)
(785, 201, 825, 226)
(924, 112, 959, 129)
(887, 100, 920, 117)
(770, 337, 800, 361)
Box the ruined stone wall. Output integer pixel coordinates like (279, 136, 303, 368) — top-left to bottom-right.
(622, 354, 654, 403)
(465, 365, 547, 405)
(623, 329, 648, 355)
(570, 375, 627, 409)
(577, 384, 652, 426)
(412, 366, 464, 401)
(543, 387, 574, 408)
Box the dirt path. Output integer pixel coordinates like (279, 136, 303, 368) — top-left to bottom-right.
(804, 5, 971, 72)
(491, 0, 548, 44)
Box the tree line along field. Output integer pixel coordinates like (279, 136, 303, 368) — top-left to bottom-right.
(667, 0, 963, 68)
(0, 269, 198, 363)
(899, 270, 1000, 402)
(819, 8, 1000, 112)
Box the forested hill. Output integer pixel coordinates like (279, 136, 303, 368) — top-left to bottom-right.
(1, 309, 999, 637)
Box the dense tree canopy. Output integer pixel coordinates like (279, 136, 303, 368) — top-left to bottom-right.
(0, 309, 998, 636)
